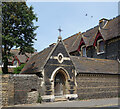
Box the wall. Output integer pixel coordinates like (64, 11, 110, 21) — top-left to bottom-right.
(76, 73, 119, 100)
(106, 38, 120, 60)
(1, 74, 42, 106)
(86, 37, 120, 60)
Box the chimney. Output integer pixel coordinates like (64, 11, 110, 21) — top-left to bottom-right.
(99, 18, 109, 29)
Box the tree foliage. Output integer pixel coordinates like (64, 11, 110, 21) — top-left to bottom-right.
(2, 2, 38, 73)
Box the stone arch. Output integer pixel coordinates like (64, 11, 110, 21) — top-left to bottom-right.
(50, 67, 70, 97)
(50, 67, 70, 81)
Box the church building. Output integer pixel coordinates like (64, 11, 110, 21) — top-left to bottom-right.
(20, 16, 120, 102)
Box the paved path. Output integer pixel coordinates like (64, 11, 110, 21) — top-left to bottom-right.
(2, 98, 119, 108)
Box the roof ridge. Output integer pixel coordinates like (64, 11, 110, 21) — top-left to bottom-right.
(71, 56, 117, 62)
(64, 16, 119, 43)
(108, 15, 120, 21)
(83, 25, 99, 34)
(63, 33, 78, 41)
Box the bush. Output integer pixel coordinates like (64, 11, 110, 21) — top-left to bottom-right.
(0, 70, 2, 74)
(13, 64, 25, 74)
(37, 93, 42, 103)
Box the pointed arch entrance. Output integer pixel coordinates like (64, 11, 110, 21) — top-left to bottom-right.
(51, 67, 70, 97)
(54, 73, 65, 96)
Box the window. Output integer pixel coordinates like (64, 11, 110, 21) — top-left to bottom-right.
(97, 39, 105, 54)
(99, 41, 104, 52)
(13, 60, 18, 66)
(81, 45, 86, 57)
(58, 55, 62, 61)
(57, 53, 63, 63)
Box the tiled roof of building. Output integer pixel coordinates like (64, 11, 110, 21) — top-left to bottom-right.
(21, 47, 119, 74)
(21, 16, 120, 74)
(83, 26, 99, 46)
(21, 45, 54, 74)
(71, 56, 119, 74)
(67, 33, 83, 52)
(8, 49, 37, 63)
(64, 16, 120, 53)
(100, 16, 120, 40)
(63, 33, 81, 52)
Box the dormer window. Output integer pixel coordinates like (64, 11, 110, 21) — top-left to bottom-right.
(77, 38, 87, 57)
(97, 39, 105, 54)
(81, 45, 86, 57)
(93, 31, 105, 55)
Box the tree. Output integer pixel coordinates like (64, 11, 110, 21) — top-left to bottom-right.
(2, 2, 38, 73)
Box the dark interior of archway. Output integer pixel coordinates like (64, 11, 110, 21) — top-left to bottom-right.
(54, 71, 66, 96)
(55, 72, 66, 83)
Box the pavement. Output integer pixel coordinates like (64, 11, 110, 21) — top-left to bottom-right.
(1, 97, 120, 109)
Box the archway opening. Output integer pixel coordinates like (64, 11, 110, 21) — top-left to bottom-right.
(54, 69, 67, 97)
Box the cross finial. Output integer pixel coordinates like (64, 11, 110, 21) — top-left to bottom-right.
(58, 26, 62, 36)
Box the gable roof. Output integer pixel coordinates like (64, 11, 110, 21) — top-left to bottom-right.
(64, 16, 120, 53)
(8, 49, 37, 64)
(71, 56, 119, 74)
(21, 45, 54, 74)
(63, 33, 81, 52)
(100, 15, 120, 40)
(21, 45, 119, 74)
(21, 16, 120, 74)
(83, 26, 99, 46)
(71, 56, 118, 74)
(68, 33, 83, 52)
(21, 37, 71, 74)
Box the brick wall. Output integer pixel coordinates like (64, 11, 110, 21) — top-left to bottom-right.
(76, 73, 119, 100)
(1, 73, 119, 106)
(1, 74, 42, 106)
(2, 75, 14, 106)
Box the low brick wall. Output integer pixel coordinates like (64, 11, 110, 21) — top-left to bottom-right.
(76, 73, 119, 100)
(1, 74, 42, 106)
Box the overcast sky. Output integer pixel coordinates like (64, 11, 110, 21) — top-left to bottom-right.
(26, 1, 118, 52)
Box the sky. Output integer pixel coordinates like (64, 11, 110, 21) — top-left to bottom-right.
(26, 1, 119, 52)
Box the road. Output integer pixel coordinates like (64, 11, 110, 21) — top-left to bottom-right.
(1, 98, 119, 109)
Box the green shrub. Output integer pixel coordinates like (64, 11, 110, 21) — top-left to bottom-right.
(37, 93, 42, 103)
(13, 64, 25, 74)
(0, 70, 3, 74)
